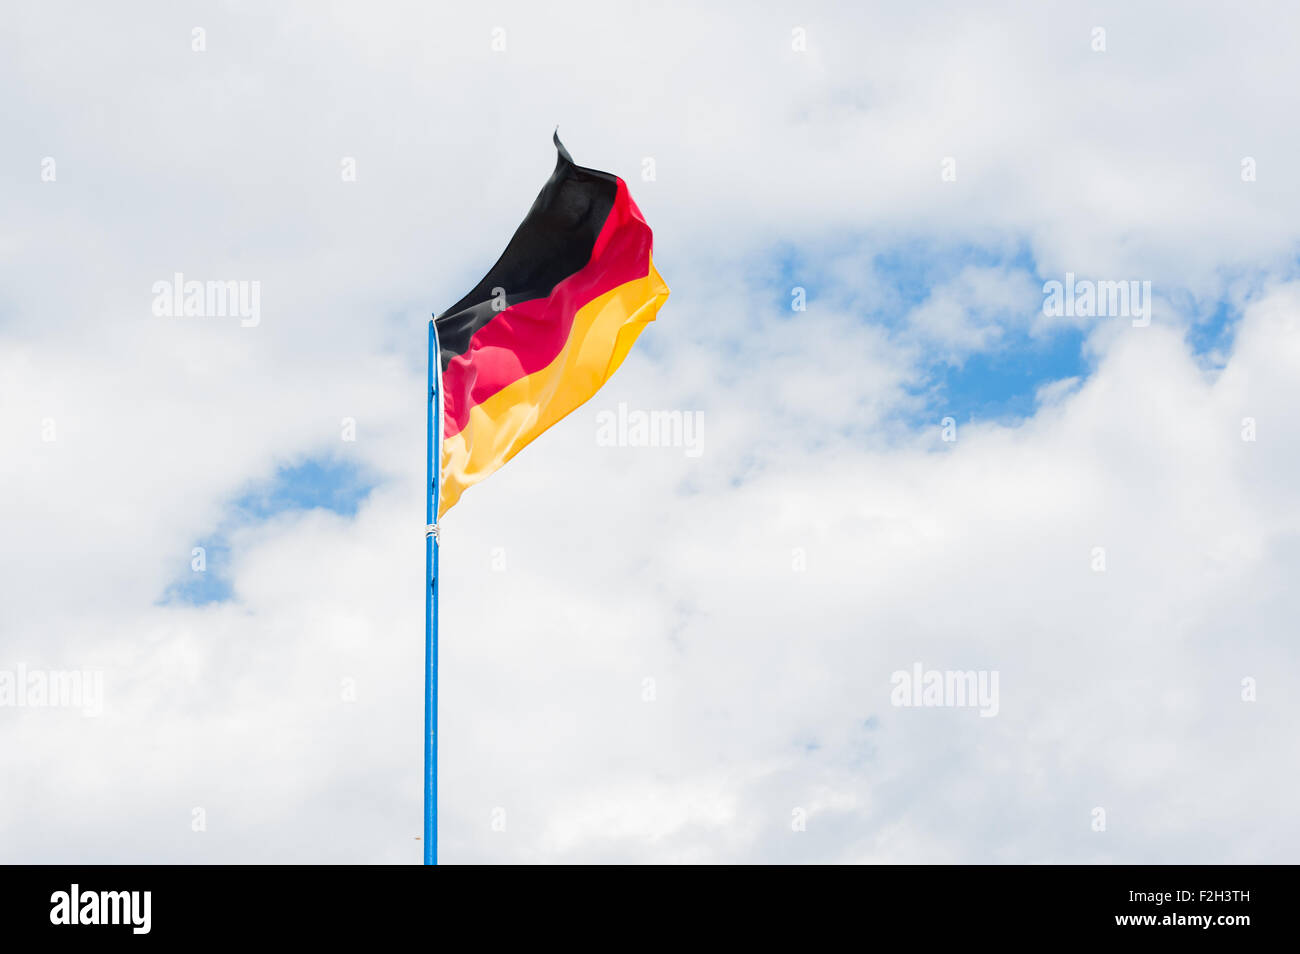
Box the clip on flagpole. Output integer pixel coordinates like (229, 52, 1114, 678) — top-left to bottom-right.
(424, 316, 443, 865)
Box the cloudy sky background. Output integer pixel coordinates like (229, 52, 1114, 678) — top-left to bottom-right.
(2, 0, 1298, 862)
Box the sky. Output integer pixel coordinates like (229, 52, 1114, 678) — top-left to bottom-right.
(1, 0, 1298, 863)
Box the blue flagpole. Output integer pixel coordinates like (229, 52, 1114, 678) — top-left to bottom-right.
(424, 316, 442, 865)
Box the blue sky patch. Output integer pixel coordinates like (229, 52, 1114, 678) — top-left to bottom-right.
(920, 326, 1089, 425)
(758, 238, 1091, 423)
(160, 456, 375, 606)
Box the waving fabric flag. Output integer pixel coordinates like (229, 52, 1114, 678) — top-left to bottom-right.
(433, 133, 669, 515)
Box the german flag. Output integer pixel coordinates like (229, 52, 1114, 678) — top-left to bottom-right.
(433, 134, 668, 515)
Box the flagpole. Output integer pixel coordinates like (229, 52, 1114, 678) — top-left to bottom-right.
(424, 316, 442, 865)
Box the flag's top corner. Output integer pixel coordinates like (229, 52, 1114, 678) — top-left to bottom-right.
(553, 128, 574, 166)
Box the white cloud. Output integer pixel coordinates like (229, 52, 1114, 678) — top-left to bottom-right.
(905, 265, 1040, 359)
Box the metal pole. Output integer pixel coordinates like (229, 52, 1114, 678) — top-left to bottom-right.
(424, 317, 442, 865)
